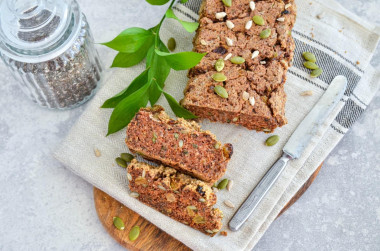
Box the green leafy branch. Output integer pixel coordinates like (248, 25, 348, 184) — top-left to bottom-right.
(101, 0, 204, 136)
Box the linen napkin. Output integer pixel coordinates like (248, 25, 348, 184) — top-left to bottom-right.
(54, 0, 380, 250)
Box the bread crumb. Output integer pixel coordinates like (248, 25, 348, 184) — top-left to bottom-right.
(220, 231, 228, 236)
(356, 61, 360, 65)
(94, 148, 101, 157)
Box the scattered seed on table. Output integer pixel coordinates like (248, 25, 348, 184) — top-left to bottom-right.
(113, 217, 125, 230)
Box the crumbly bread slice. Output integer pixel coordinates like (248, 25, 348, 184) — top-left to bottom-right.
(126, 106, 233, 183)
(127, 159, 223, 236)
(182, 0, 296, 132)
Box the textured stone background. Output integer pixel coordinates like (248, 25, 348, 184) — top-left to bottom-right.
(0, 0, 379, 250)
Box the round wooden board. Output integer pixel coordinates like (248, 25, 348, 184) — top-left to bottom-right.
(94, 164, 322, 250)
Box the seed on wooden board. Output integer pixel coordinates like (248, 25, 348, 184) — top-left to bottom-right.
(265, 135, 280, 146)
(253, 15, 265, 26)
(226, 20, 235, 29)
(251, 50, 259, 59)
(230, 56, 245, 64)
(212, 73, 227, 82)
(225, 37, 234, 46)
(300, 90, 313, 96)
(311, 68, 323, 78)
(227, 180, 234, 191)
(217, 179, 229, 190)
(302, 52, 317, 63)
(214, 85, 229, 98)
(120, 153, 134, 162)
(116, 157, 127, 168)
(224, 200, 235, 208)
(94, 148, 101, 157)
(224, 53, 232, 60)
(216, 12, 227, 19)
(113, 217, 125, 230)
(215, 59, 225, 72)
(167, 37, 176, 52)
(249, 1, 255, 11)
(129, 226, 140, 241)
(245, 20, 253, 30)
(303, 61, 319, 70)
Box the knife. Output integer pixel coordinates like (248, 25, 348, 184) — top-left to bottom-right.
(229, 75, 347, 231)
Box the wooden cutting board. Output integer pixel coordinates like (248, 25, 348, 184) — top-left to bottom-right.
(94, 164, 322, 250)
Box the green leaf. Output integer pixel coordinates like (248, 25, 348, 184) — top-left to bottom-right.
(145, 0, 170, 5)
(165, 9, 199, 33)
(102, 27, 154, 53)
(155, 49, 206, 71)
(147, 40, 171, 105)
(101, 69, 150, 108)
(180, 0, 189, 3)
(107, 83, 150, 136)
(163, 92, 197, 119)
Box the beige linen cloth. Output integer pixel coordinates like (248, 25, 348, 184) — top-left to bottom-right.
(54, 0, 380, 250)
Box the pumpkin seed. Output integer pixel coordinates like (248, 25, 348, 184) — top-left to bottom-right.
(127, 173, 132, 181)
(113, 217, 125, 230)
(116, 157, 127, 168)
(179, 140, 184, 147)
(251, 50, 259, 59)
(167, 37, 176, 52)
(225, 37, 234, 46)
(215, 12, 227, 19)
(222, 0, 231, 7)
(193, 215, 206, 224)
(152, 132, 157, 143)
(303, 61, 319, 70)
(206, 229, 214, 234)
(129, 226, 140, 241)
(120, 153, 134, 163)
(310, 68, 323, 78)
(187, 205, 197, 210)
(242, 91, 250, 101)
(215, 59, 225, 72)
(214, 143, 220, 149)
(260, 29, 271, 39)
(224, 53, 232, 60)
(212, 73, 227, 82)
(265, 135, 280, 146)
(302, 52, 316, 62)
(130, 192, 139, 198)
(174, 133, 179, 139)
(158, 185, 166, 191)
(214, 85, 229, 98)
(253, 15, 265, 26)
(217, 178, 229, 190)
(199, 198, 206, 203)
(230, 56, 245, 64)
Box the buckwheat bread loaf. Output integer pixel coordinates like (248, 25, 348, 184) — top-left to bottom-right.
(126, 106, 233, 183)
(127, 159, 223, 236)
(181, 0, 296, 132)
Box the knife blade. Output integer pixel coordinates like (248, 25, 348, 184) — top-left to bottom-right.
(229, 75, 347, 232)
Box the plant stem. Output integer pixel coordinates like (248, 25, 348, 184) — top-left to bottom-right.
(155, 0, 176, 47)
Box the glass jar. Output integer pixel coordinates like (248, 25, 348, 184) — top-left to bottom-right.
(0, 0, 102, 109)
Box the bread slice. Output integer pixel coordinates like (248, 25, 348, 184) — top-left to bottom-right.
(126, 105, 233, 183)
(181, 0, 296, 132)
(127, 159, 223, 236)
